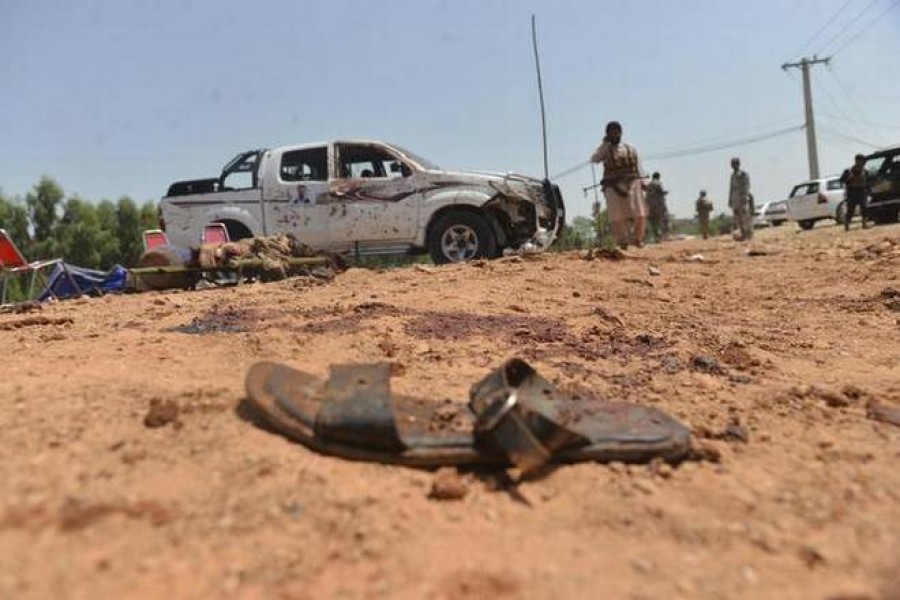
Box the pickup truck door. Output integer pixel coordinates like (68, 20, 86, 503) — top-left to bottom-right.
(325, 142, 421, 250)
(260, 146, 335, 249)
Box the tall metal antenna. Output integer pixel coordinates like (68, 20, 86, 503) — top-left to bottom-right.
(531, 14, 549, 180)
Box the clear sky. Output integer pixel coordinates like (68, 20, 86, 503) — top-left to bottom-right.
(2, 0, 899, 218)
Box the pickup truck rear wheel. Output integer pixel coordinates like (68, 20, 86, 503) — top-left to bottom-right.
(428, 211, 497, 264)
(798, 219, 816, 231)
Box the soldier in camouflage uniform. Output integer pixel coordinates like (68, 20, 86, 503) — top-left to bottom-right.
(840, 154, 869, 231)
(645, 172, 669, 243)
(590, 121, 647, 249)
(695, 190, 713, 239)
(728, 157, 753, 241)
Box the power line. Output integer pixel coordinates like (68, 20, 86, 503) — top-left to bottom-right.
(789, 0, 854, 60)
(818, 123, 880, 148)
(645, 125, 804, 161)
(817, 0, 883, 54)
(551, 117, 803, 180)
(818, 111, 900, 131)
(831, 0, 900, 55)
(824, 66, 884, 144)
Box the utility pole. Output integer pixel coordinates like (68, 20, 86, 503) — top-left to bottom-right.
(782, 55, 830, 180)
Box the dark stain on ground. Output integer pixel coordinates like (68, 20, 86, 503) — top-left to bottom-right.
(297, 302, 409, 335)
(165, 305, 265, 335)
(405, 312, 569, 343)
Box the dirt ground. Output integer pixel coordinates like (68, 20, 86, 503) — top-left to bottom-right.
(1, 221, 899, 600)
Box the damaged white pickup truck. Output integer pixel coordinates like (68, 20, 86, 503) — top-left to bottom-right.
(158, 140, 564, 263)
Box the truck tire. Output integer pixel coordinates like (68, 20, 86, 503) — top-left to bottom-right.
(798, 219, 816, 231)
(428, 211, 497, 264)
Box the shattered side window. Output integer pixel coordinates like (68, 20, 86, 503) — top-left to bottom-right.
(281, 147, 327, 182)
(338, 145, 408, 179)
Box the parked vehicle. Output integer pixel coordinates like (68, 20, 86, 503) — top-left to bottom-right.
(159, 140, 565, 264)
(753, 200, 787, 228)
(784, 175, 845, 230)
(863, 145, 900, 224)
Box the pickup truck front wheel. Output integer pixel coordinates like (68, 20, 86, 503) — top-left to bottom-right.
(428, 211, 497, 264)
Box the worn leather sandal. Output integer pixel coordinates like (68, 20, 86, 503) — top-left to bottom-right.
(244, 358, 691, 474)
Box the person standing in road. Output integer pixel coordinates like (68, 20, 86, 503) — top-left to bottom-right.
(590, 121, 647, 249)
(728, 157, 753, 241)
(840, 153, 869, 231)
(696, 189, 713, 239)
(645, 172, 670, 243)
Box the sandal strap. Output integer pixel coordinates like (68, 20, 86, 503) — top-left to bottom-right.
(315, 363, 406, 451)
(469, 359, 590, 474)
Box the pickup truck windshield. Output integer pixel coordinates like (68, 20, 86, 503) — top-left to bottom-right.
(389, 144, 440, 171)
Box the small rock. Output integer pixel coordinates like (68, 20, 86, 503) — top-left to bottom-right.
(691, 355, 726, 375)
(648, 265, 661, 277)
(816, 387, 850, 408)
(143, 398, 181, 429)
(428, 468, 468, 501)
(686, 254, 705, 262)
(722, 423, 750, 443)
(798, 544, 827, 568)
(841, 384, 865, 400)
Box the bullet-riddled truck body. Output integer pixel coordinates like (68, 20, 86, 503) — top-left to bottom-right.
(159, 140, 565, 263)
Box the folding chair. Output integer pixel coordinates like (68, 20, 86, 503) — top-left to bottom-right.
(142, 229, 170, 251)
(201, 223, 230, 245)
(0, 228, 79, 305)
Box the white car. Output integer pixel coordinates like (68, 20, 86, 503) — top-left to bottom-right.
(784, 175, 846, 230)
(753, 200, 788, 228)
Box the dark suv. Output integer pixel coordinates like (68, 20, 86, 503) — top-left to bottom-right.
(864, 145, 900, 224)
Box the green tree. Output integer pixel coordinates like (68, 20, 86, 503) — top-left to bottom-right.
(115, 196, 145, 267)
(0, 192, 31, 252)
(95, 200, 123, 267)
(55, 197, 113, 268)
(139, 201, 158, 231)
(25, 176, 64, 259)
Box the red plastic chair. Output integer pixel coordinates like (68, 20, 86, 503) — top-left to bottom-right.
(142, 229, 170, 251)
(0, 228, 76, 305)
(201, 223, 230, 245)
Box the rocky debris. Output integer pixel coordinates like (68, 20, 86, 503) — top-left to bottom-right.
(691, 355, 727, 375)
(790, 384, 858, 408)
(428, 468, 469, 501)
(648, 265, 661, 276)
(584, 247, 625, 261)
(591, 306, 625, 327)
(0, 315, 73, 330)
(866, 400, 900, 428)
(143, 398, 181, 429)
(0, 300, 42, 314)
(852, 237, 899, 261)
(720, 422, 750, 443)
